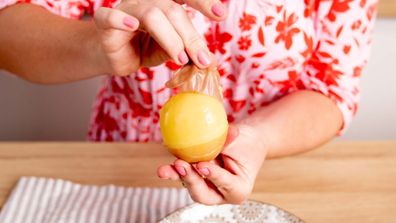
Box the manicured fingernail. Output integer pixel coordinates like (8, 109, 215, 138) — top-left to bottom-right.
(123, 17, 138, 29)
(198, 167, 210, 176)
(211, 3, 225, 17)
(197, 50, 211, 66)
(175, 166, 187, 176)
(178, 51, 189, 65)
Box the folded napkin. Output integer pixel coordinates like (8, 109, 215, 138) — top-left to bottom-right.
(0, 177, 192, 223)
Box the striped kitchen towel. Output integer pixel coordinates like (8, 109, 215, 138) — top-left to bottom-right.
(0, 177, 192, 223)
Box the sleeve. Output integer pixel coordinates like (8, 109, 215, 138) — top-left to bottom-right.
(0, 0, 90, 19)
(302, 0, 378, 134)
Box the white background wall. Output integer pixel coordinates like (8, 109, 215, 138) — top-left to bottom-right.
(339, 18, 396, 140)
(0, 19, 395, 141)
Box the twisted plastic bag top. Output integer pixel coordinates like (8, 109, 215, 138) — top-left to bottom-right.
(165, 65, 223, 101)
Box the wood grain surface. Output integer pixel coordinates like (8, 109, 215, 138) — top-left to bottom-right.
(379, 0, 396, 17)
(0, 141, 395, 222)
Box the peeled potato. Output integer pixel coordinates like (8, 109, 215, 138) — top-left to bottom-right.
(160, 92, 228, 163)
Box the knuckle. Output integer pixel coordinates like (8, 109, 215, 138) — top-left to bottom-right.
(168, 2, 184, 13)
(199, 0, 212, 10)
(172, 42, 185, 55)
(181, 176, 194, 186)
(185, 35, 206, 50)
(166, 3, 185, 20)
(190, 193, 202, 203)
(143, 7, 162, 25)
(106, 10, 118, 25)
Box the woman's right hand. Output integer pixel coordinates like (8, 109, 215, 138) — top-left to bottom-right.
(94, 0, 227, 76)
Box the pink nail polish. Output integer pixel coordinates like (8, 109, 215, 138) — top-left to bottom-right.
(178, 51, 189, 65)
(197, 50, 211, 66)
(198, 168, 210, 176)
(175, 166, 187, 176)
(123, 17, 138, 29)
(211, 3, 225, 17)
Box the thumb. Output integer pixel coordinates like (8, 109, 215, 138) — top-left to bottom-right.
(94, 7, 139, 32)
(94, 7, 141, 76)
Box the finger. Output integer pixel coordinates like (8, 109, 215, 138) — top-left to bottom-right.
(164, 2, 214, 68)
(94, 7, 139, 31)
(174, 159, 224, 205)
(157, 164, 180, 181)
(196, 161, 249, 204)
(141, 7, 188, 65)
(140, 32, 173, 65)
(179, 0, 227, 21)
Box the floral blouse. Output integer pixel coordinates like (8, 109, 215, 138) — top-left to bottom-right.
(0, 0, 378, 142)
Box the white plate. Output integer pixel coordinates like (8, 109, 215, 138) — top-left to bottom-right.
(160, 200, 304, 223)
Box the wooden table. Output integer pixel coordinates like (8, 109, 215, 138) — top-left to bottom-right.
(378, 0, 396, 17)
(0, 142, 395, 222)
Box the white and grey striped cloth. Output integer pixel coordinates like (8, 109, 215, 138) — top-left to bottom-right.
(0, 177, 192, 223)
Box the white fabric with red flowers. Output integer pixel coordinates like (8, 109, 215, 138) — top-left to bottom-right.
(0, 0, 378, 142)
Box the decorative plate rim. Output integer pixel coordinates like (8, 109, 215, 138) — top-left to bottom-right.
(159, 199, 305, 222)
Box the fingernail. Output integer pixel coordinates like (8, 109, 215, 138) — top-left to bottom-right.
(211, 3, 225, 17)
(123, 17, 138, 29)
(175, 166, 187, 176)
(197, 50, 211, 66)
(178, 51, 189, 65)
(198, 167, 210, 176)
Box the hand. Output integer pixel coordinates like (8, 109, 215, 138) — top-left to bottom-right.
(93, 0, 227, 76)
(157, 124, 267, 205)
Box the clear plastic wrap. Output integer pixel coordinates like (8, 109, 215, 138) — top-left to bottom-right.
(165, 64, 223, 101)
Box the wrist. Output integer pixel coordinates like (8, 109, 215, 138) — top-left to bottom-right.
(236, 116, 276, 158)
(237, 108, 284, 159)
(234, 123, 269, 158)
(232, 123, 268, 185)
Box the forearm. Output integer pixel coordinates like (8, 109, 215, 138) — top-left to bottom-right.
(0, 4, 110, 84)
(239, 90, 343, 158)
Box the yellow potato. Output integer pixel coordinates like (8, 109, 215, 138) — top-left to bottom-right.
(160, 92, 228, 163)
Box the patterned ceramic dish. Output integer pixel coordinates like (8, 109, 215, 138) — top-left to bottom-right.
(160, 200, 304, 223)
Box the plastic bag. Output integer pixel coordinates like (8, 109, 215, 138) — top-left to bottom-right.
(165, 64, 223, 101)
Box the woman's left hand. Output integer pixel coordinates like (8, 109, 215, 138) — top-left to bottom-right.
(157, 125, 267, 205)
